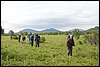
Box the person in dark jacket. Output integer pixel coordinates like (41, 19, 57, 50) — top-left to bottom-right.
(27, 33, 31, 42)
(35, 34, 40, 47)
(29, 33, 34, 46)
(10, 35, 12, 40)
(22, 35, 26, 44)
(18, 34, 21, 43)
(66, 34, 75, 56)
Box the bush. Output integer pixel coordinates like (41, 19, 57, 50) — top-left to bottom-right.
(84, 31, 99, 45)
(40, 36, 46, 43)
(78, 41, 83, 45)
(13, 36, 18, 40)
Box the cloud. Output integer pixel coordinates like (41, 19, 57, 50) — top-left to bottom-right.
(1, 1, 99, 33)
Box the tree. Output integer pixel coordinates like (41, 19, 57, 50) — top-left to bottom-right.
(1, 26, 4, 34)
(72, 28, 80, 39)
(9, 30, 14, 36)
(2, 29, 4, 34)
(30, 32, 32, 35)
(95, 26, 99, 28)
(64, 31, 68, 35)
(23, 32, 28, 36)
(19, 31, 23, 35)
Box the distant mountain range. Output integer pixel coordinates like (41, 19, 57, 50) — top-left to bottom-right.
(40, 28, 60, 32)
(15, 26, 99, 34)
(20, 29, 38, 33)
(15, 28, 61, 34)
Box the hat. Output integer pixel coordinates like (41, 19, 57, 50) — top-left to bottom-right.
(68, 34, 70, 38)
(68, 34, 74, 38)
(70, 35, 73, 37)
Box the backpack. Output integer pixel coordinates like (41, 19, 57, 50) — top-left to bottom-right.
(22, 36, 25, 40)
(35, 36, 40, 41)
(67, 39, 74, 47)
(30, 35, 34, 40)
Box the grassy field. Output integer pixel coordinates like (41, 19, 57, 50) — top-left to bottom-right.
(1, 35, 99, 66)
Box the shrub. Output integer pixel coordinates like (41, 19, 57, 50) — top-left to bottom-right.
(78, 41, 83, 45)
(84, 31, 99, 45)
(13, 36, 18, 40)
(40, 36, 46, 43)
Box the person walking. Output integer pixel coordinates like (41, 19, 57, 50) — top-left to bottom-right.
(18, 34, 21, 43)
(66, 34, 75, 56)
(29, 33, 34, 46)
(22, 35, 26, 44)
(27, 33, 31, 42)
(35, 34, 40, 47)
(10, 35, 12, 40)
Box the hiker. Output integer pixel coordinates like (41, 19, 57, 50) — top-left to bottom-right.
(27, 33, 30, 42)
(22, 35, 26, 44)
(66, 34, 75, 56)
(29, 33, 34, 46)
(35, 34, 40, 47)
(18, 34, 21, 43)
(10, 35, 12, 40)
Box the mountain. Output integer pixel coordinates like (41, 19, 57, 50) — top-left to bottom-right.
(85, 26, 99, 32)
(67, 26, 99, 32)
(15, 29, 38, 34)
(20, 29, 38, 32)
(67, 29, 84, 32)
(14, 26, 99, 34)
(40, 28, 61, 32)
(15, 28, 61, 34)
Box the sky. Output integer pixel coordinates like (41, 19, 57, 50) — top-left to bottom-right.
(1, 1, 99, 33)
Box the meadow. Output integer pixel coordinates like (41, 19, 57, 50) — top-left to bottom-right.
(1, 35, 99, 66)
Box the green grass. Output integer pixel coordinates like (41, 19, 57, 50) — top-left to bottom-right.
(1, 35, 99, 66)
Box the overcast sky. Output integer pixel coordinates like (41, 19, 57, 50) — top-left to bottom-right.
(1, 1, 99, 33)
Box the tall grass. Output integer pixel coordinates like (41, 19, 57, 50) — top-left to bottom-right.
(1, 35, 99, 66)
